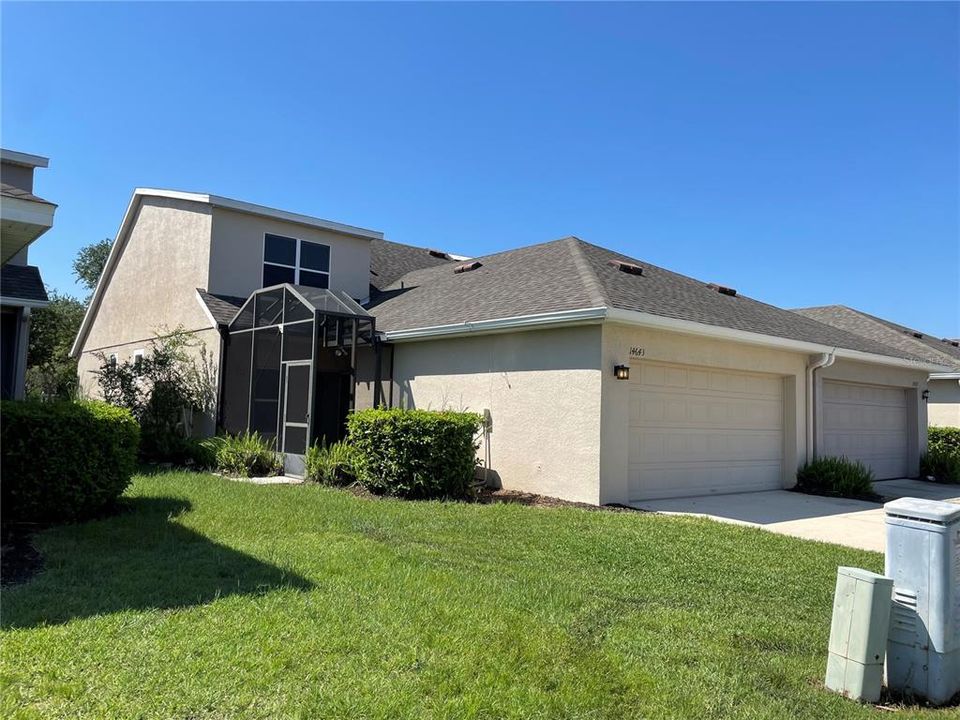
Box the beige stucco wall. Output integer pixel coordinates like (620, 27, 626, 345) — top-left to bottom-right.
(386, 325, 604, 504)
(599, 322, 808, 504)
(78, 327, 222, 436)
(927, 377, 960, 428)
(208, 208, 372, 301)
(77, 195, 216, 395)
(817, 359, 929, 476)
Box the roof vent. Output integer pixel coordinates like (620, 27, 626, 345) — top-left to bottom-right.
(454, 261, 482, 274)
(428, 249, 450, 260)
(707, 283, 737, 297)
(906, 331, 923, 339)
(608, 260, 643, 276)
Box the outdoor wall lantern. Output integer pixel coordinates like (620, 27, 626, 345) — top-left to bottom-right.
(922, 389, 930, 401)
(614, 364, 630, 380)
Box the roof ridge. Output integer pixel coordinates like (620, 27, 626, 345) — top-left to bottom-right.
(565, 237, 609, 308)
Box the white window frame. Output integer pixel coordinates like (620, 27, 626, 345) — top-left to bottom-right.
(261, 233, 331, 289)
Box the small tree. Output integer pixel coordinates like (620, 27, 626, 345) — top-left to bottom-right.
(95, 327, 216, 460)
(72, 238, 112, 297)
(25, 291, 86, 401)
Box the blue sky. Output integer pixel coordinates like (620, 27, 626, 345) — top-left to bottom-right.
(3, 2, 958, 335)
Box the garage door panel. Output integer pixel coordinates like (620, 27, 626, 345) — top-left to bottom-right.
(632, 428, 783, 464)
(631, 390, 782, 429)
(629, 461, 783, 500)
(629, 362, 785, 501)
(821, 380, 908, 480)
(638, 364, 781, 397)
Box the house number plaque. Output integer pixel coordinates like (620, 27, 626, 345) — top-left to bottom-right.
(629, 346, 645, 358)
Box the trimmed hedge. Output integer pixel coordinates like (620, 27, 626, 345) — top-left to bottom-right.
(795, 456, 876, 499)
(1, 400, 140, 524)
(347, 408, 482, 499)
(921, 426, 960, 483)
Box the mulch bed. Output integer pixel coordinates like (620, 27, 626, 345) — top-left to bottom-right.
(341, 483, 641, 512)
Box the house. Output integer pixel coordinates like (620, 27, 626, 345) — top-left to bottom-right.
(793, 305, 960, 428)
(71, 188, 949, 503)
(1, 149, 55, 400)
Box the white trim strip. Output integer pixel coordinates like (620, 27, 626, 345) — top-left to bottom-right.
(0, 195, 56, 223)
(605, 307, 950, 372)
(0, 149, 49, 168)
(382, 307, 608, 341)
(194, 289, 221, 328)
(137, 188, 382, 240)
(929, 372, 960, 380)
(384, 305, 950, 372)
(0, 295, 49, 308)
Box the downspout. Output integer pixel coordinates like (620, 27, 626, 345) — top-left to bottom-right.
(805, 349, 836, 463)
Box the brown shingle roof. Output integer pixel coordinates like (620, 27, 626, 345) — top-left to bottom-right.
(196, 289, 246, 326)
(0, 182, 55, 206)
(367, 236, 931, 363)
(793, 305, 960, 370)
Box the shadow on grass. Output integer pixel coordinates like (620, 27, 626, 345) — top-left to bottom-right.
(1, 496, 313, 629)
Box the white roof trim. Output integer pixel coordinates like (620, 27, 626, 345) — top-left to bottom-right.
(134, 188, 383, 240)
(381, 307, 607, 341)
(930, 372, 960, 380)
(383, 305, 951, 372)
(194, 289, 221, 328)
(71, 188, 384, 357)
(0, 296, 49, 309)
(0, 149, 49, 169)
(0, 195, 57, 223)
(605, 307, 951, 373)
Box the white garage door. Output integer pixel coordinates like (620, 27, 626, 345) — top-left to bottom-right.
(821, 381, 908, 480)
(629, 362, 784, 501)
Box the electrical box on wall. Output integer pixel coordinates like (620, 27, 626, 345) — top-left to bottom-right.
(825, 567, 893, 703)
(885, 498, 960, 706)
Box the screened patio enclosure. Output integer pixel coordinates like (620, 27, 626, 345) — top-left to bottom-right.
(219, 284, 380, 476)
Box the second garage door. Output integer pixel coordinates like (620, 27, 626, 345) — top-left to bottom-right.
(628, 362, 784, 501)
(821, 380, 908, 480)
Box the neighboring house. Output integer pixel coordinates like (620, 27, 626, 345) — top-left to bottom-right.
(0, 149, 55, 400)
(72, 188, 948, 503)
(793, 305, 960, 429)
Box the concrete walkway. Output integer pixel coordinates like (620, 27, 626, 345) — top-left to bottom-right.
(633, 479, 960, 552)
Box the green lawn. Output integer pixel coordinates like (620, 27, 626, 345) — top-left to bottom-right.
(1, 472, 954, 720)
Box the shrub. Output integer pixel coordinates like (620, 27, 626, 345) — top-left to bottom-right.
(95, 328, 216, 462)
(201, 431, 282, 478)
(305, 440, 358, 486)
(347, 408, 482, 499)
(1, 400, 140, 525)
(795, 456, 876, 499)
(921, 426, 960, 483)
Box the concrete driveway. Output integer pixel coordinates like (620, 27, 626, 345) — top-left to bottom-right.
(632, 479, 960, 552)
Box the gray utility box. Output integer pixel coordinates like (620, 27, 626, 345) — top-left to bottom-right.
(826, 567, 894, 702)
(885, 497, 960, 706)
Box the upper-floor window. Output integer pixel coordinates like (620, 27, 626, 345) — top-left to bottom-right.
(262, 233, 330, 289)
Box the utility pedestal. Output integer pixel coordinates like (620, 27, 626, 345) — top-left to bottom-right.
(885, 497, 960, 706)
(826, 567, 894, 703)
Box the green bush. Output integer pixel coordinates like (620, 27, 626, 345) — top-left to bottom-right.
(305, 440, 358, 486)
(921, 426, 960, 483)
(347, 408, 482, 499)
(795, 456, 876, 498)
(1, 400, 140, 524)
(200, 431, 282, 478)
